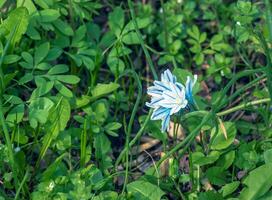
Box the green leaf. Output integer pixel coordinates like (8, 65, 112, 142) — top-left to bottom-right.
(33, 0, 50, 9)
(37, 98, 71, 163)
(36, 62, 51, 70)
(35, 9, 60, 23)
(237, 1, 253, 14)
(234, 141, 259, 170)
(13, 131, 28, 144)
(258, 191, 272, 200)
(53, 19, 74, 36)
(0, 0, 7, 8)
(199, 32, 207, 43)
(26, 25, 40, 40)
(3, 95, 23, 105)
(108, 6, 124, 36)
(104, 122, 122, 137)
(79, 55, 95, 71)
(72, 25, 86, 46)
(45, 47, 62, 61)
(75, 95, 91, 109)
(17, 0, 37, 14)
(239, 164, 272, 200)
(4, 71, 18, 87)
(94, 132, 112, 171)
(127, 180, 165, 200)
(192, 151, 220, 166)
(55, 75, 80, 84)
(109, 45, 132, 57)
(93, 191, 118, 200)
(21, 52, 33, 64)
(47, 97, 70, 135)
(20, 61, 32, 69)
(105, 122, 122, 130)
(122, 31, 140, 45)
(264, 149, 272, 164)
(3, 54, 20, 64)
(123, 17, 152, 34)
(53, 33, 70, 48)
(210, 122, 236, 150)
(54, 81, 73, 98)
(187, 25, 200, 40)
(18, 73, 33, 84)
(54, 129, 72, 151)
(107, 57, 125, 76)
(47, 64, 69, 75)
(66, 52, 82, 66)
(30, 80, 54, 99)
(29, 97, 54, 128)
(216, 150, 235, 170)
(6, 104, 24, 126)
(206, 166, 227, 186)
(199, 191, 224, 200)
(220, 181, 240, 197)
(34, 42, 50, 65)
(41, 153, 67, 181)
(194, 53, 204, 65)
(1, 7, 29, 47)
(90, 82, 119, 101)
(92, 100, 109, 124)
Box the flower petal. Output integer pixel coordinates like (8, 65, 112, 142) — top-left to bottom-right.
(161, 112, 170, 132)
(153, 80, 171, 91)
(151, 107, 170, 120)
(146, 97, 164, 108)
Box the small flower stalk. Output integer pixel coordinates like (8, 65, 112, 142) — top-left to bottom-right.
(146, 69, 197, 132)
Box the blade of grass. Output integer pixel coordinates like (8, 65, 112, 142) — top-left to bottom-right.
(35, 97, 63, 169)
(115, 110, 152, 168)
(264, 0, 272, 43)
(256, 32, 272, 100)
(0, 26, 20, 191)
(214, 68, 265, 112)
(116, 69, 142, 194)
(217, 98, 271, 116)
(14, 168, 29, 200)
(80, 119, 87, 167)
(159, 0, 169, 51)
(127, 0, 158, 81)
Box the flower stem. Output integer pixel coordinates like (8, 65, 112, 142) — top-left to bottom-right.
(217, 98, 271, 116)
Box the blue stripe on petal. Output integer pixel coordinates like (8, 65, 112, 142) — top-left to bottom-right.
(146, 97, 164, 108)
(147, 86, 163, 93)
(161, 112, 170, 132)
(151, 107, 169, 120)
(154, 81, 170, 91)
(147, 90, 162, 97)
(151, 96, 164, 104)
(164, 69, 173, 82)
(185, 75, 197, 103)
(176, 82, 185, 92)
(162, 91, 176, 100)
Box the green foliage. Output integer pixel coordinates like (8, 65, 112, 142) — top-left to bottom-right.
(0, 7, 29, 47)
(239, 164, 272, 200)
(127, 180, 165, 200)
(0, 0, 271, 199)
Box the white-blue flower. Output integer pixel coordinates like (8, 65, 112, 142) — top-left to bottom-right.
(146, 69, 189, 132)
